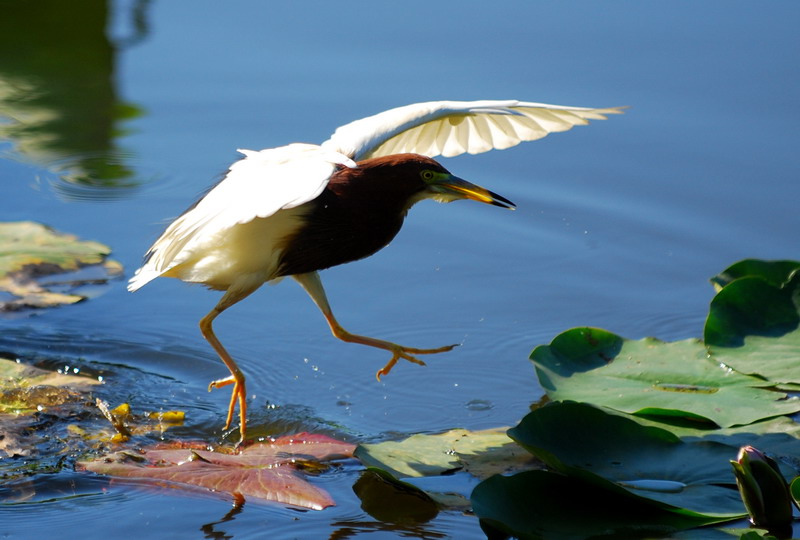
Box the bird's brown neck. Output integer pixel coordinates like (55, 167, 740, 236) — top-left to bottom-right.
(276, 156, 426, 277)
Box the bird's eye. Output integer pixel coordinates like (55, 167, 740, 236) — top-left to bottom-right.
(421, 170, 435, 181)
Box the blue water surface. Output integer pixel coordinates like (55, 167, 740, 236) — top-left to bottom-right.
(1, 1, 798, 538)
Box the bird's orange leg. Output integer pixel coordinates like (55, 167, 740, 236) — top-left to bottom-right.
(200, 309, 247, 441)
(199, 284, 258, 444)
(326, 317, 457, 379)
(293, 272, 458, 380)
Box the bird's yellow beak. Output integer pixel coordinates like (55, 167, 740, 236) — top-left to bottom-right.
(430, 173, 516, 210)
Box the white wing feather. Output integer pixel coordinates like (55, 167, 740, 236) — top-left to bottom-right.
(322, 100, 624, 161)
(128, 143, 355, 290)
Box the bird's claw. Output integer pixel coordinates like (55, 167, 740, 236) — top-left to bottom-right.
(375, 351, 421, 381)
(208, 375, 247, 442)
(208, 375, 234, 391)
(375, 343, 459, 381)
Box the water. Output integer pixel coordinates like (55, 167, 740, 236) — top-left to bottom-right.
(1, 1, 799, 537)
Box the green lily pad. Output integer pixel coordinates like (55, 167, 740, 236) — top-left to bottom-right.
(595, 414, 799, 486)
(508, 402, 746, 518)
(530, 328, 800, 427)
(355, 427, 540, 509)
(608, 415, 800, 482)
(791, 477, 800, 507)
(637, 414, 800, 441)
(705, 273, 800, 386)
(355, 427, 538, 480)
(710, 259, 800, 291)
(692, 432, 800, 481)
(0, 221, 122, 310)
(472, 470, 713, 540)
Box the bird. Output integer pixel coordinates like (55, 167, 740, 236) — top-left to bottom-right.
(129, 99, 623, 442)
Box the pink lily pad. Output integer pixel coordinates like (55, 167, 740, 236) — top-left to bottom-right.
(77, 432, 356, 510)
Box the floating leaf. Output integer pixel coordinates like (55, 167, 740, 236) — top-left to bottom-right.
(530, 328, 800, 427)
(147, 410, 184, 423)
(0, 356, 102, 392)
(637, 414, 800, 442)
(672, 529, 775, 539)
(0, 356, 102, 460)
(733, 532, 783, 540)
(705, 273, 800, 387)
(472, 470, 710, 540)
(0, 221, 122, 311)
(77, 433, 356, 509)
(678, 420, 800, 482)
(0, 356, 100, 415)
(488, 259, 800, 537)
(355, 427, 535, 480)
(508, 402, 746, 518)
(355, 428, 539, 510)
(710, 259, 800, 291)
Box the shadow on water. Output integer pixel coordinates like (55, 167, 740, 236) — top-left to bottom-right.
(0, 0, 151, 200)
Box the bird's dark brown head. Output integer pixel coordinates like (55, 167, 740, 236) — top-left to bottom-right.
(329, 153, 515, 214)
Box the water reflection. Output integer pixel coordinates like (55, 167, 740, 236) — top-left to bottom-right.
(328, 520, 449, 539)
(199, 498, 243, 540)
(0, 0, 149, 200)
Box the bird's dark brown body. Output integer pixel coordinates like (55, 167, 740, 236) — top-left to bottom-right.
(276, 154, 441, 277)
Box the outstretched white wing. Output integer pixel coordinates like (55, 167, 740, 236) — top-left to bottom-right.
(128, 143, 355, 291)
(130, 100, 622, 291)
(322, 100, 624, 161)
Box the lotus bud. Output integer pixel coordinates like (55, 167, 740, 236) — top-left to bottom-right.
(730, 446, 793, 537)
